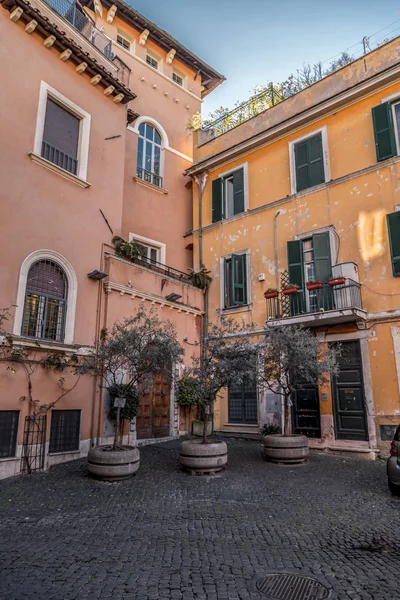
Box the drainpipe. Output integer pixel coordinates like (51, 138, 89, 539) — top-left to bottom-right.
(194, 172, 208, 269)
(273, 210, 281, 290)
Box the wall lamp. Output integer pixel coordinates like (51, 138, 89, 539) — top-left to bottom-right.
(87, 270, 108, 281)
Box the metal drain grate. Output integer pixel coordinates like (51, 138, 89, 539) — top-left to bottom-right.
(256, 574, 329, 600)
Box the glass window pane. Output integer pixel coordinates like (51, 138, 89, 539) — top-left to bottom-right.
(145, 124, 154, 141)
(139, 123, 145, 136)
(225, 177, 234, 217)
(154, 146, 160, 175)
(145, 141, 152, 172)
(154, 130, 161, 145)
(150, 248, 158, 263)
(137, 136, 144, 171)
(42, 99, 80, 161)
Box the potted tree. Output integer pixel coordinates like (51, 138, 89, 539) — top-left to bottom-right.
(175, 375, 200, 434)
(87, 307, 183, 481)
(179, 317, 256, 474)
(259, 324, 339, 465)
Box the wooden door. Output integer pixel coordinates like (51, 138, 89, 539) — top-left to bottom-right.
(136, 375, 171, 439)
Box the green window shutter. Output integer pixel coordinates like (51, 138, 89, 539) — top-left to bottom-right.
(287, 240, 304, 315)
(212, 178, 223, 223)
(308, 134, 325, 187)
(231, 254, 247, 305)
(233, 168, 245, 215)
(387, 211, 400, 276)
(313, 231, 332, 282)
(372, 103, 397, 162)
(294, 141, 309, 192)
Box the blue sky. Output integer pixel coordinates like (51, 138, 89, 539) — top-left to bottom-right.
(127, 0, 400, 116)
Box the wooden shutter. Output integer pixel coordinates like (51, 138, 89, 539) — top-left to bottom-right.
(287, 240, 304, 314)
(212, 178, 223, 223)
(232, 254, 247, 305)
(313, 231, 332, 282)
(387, 211, 400, 276)
(372, 103, 397, 162)
(308, 134, 325, 187)
(294, 141, 309, 192)
(233, 168, 245, 215)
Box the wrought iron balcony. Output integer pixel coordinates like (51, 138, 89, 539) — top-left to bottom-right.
(130, 255, 193, 286)
(266, 279, 366, 327)
(136, 167, 163, 189)
(45, 0, 113, 59)
(41, 141, 78, 175)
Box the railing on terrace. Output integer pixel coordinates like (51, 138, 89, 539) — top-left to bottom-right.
(45, 0, 114, 57)
(266, 279, 362, 321)
(129, 255, 193, 286)
(136, 167, 163, 189)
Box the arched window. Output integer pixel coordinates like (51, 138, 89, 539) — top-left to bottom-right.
(136, 122, 163, 187)
(21, 260, 68, 342)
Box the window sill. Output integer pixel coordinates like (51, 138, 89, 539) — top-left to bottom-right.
(48, 449, 80, 456)
(221, 304, 252, 315)
(0, 334, 93, 355)
(133, 176, 168, 194)
(0, 456, 18, 462)
(28, 153, 91, 188)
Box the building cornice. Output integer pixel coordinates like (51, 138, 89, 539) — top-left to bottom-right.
(186, 63, 400, 176)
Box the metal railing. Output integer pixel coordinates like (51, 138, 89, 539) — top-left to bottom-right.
(266, 279, 362, 320)
(45, 0, 113, 59)
(41, 141, 78, 175)
(136, 167, 163, 189)
(128, 255, 192, 286)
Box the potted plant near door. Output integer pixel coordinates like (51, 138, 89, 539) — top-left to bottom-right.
(178, 317, 256, 474)
(259, 324, 340, 465)
(87, 306, 183, 481)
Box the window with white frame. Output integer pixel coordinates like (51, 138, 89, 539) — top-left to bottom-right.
(136, 242, 159, 264)
(33, 82, 91, 181)
(146, 54, 158, 70)
(136, 122, 163, 187)
(222, 252, 249, 309)
(116, 30, 132, 52)
(172, 71, 184, 86)
(129, 234, 165, 265)
(289, 127, 329, 195)
(211, 165, 247, 223)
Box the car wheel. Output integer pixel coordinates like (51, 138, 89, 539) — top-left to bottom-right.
(388, 480, 400, 496)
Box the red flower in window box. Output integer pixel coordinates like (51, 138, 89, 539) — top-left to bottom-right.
(264, 289, 279, 299)
(282, 284, 299, 295)
(306, 281, 323, 291)
(328, 276, 346, 286)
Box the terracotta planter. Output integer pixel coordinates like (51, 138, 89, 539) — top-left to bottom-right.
(328, 277, 346, 286)
(180, 439, 228, 474)
(306, 281, 323, 290)
(264, 290, 279, 299)
(262, 434, 309, 465)
(282, 286, 298, 296)
(87, 445, 140, 481)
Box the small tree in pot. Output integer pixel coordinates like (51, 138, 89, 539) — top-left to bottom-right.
(179, 317, 256, 474)
(259, 324, 339, 464)
(87, 307, 183, 480)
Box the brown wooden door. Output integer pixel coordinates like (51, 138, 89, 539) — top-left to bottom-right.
(136, 375, 171, 439)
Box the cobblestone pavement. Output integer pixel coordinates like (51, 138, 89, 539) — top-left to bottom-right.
(0, 440, 399, 600)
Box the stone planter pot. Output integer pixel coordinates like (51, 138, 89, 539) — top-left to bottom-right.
(192, 419, 212, 437)
(262, 434, 309, 465)
(87, 445, 140, 481)
(180, 439, 228, 474)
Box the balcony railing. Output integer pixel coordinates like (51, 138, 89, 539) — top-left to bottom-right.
(45, 0, 113, 59)
(130, 256, 193, 286)
(136, 167, 163, 189)
(41, 141, 78, 175)
(266, 279, 363, 321)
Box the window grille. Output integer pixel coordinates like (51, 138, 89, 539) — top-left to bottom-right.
(41, 98, 80, 175)
(136, 122, 163, 187)
(0, 411, 19, 458)
(22, 260, 68, 342)
(49, 410, 81, 453)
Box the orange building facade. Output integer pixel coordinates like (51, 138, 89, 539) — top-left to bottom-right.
(187, 38, 400, 460)
(0, 0, 223, 477)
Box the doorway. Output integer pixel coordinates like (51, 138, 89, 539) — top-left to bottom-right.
(331, 340, 368, 441)
(136, 374, 171, 439)
(292, 385, 321, 438)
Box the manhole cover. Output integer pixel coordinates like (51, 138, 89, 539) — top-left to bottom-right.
(256, 574, 329, 600)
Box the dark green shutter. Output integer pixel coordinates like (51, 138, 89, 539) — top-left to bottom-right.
(313, 232, 332, 282)
(372, 103, 397, 162)
(232, 254, 247, 305)
(287, 240, 304, 315)
(233, 168, 245, 215)
(294, 141, 309, 192)
(308, 134, 325, 187)
(212, 178, 223, 223)
(313, 231, 333, 310)
(387, 211, 400, 276)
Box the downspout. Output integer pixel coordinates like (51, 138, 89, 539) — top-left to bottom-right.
(273, 210, 281, 290)
(195, 173, 208, 269)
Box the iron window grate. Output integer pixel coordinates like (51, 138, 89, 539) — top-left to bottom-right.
(0, 411, 19, 458)
(49, 410, 81, 453)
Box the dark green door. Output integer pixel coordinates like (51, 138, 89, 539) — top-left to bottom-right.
(331, 341, 368, 441)
(228, 378, 258, 424)
(292, 385, 321, 438)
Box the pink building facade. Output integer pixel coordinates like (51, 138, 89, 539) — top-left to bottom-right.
(0, 0, 223, 477)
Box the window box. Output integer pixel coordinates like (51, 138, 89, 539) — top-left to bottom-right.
(264, 289, 279, 299)
(328, 276, 346, 286)
(306, 281, 323, 291)
(282, 285, 299, 295)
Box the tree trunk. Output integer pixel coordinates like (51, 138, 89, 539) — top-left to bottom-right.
(283, 395, 292, 436)
(114, 406, 120, 450)
(203, 410, 209, 443)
